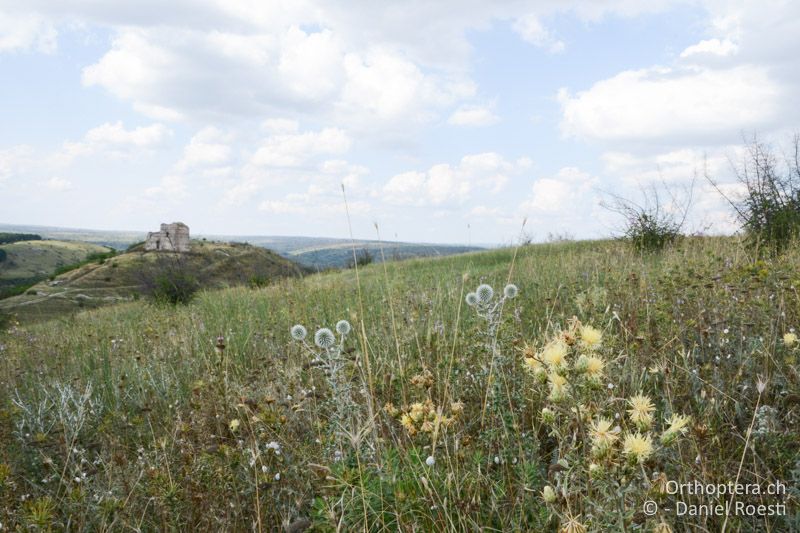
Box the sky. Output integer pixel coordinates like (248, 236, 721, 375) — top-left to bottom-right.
(1, 1, 798, 245)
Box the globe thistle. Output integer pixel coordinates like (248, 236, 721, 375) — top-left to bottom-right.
(290, 324, 307, 341)
(314, 328, 336, 349)
(476, 284, 494, 304)
(335, 320, 352, 335)
(503, 283, 518, 299)
(465, 292, 478, 306)
(425, 455, 435, 466)
(627, 394, 656, 429)
(622, 432, 654, 463)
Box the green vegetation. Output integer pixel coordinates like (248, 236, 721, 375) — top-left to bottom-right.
(0, 232, 42, 244)
(0, 240, 304, 322)
(0, 236, 797, 530)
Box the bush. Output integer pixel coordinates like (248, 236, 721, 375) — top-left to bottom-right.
(0, 232, 41, 244)
(138, 255, 201, 305)
(602, 181, 692, 253)
(346, 248, 374, 268)
(151, 271, 199, 305)
(0, 248, 6, 262)
(710, 134, 800, 254)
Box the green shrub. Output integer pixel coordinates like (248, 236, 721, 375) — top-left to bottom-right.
(0, 248, 6, 262)
(0, 232, 42, 244)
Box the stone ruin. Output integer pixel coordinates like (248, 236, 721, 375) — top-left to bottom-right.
(144, 222, 190, 252)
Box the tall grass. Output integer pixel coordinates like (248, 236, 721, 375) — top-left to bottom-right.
(0, 236, 798, 531)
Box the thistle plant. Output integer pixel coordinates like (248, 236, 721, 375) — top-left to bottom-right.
(291, 320, 366, 458)
(527, 319, 692, 531)
(465, 282, 519, 363)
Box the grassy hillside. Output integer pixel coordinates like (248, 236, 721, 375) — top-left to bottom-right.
(0, 224, 483, 269)
(0, 240, 304, 323)
(0, 237, 798, 530)
(0, 240, 111, 281)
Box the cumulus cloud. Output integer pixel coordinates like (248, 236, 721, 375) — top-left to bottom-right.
(176, 126, 232, 170)
(521, 167, 596, 214)
(448, 105, 499, 126)
(512, 14, 564, 53)
(251, 128, 351, 167)
(56, 121, 172, 163)
(0, 11, 57, 53)
(383, 152, 529, 206)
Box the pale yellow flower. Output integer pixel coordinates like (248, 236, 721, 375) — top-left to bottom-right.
(548, 373, 569, 401)
(409, 402, 425, 422)
(228, 419, 240, 432)
(541, 485, 556, 503)
(580, 325, 602, 349)
(585, 355, 605, 379)
(590, 417, 619, 451)
(784, 332, 798, 347)
(627, 393, 655, 429)
(541, 340, 568, 368)
(622, 432, 654, 463)
(400, 413, 415, 433)
(524, 356, 545, 375)
(660, 414, 691, 444)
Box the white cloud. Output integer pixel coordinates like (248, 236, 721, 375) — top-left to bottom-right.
(521, 167, 596, 213)
(56, 121, 172, 164)
(251, 128, 351, 167)
(512, 14, 564, 53)
(680, 38, 738, 59)
(383, 152, 528, 206)
(0, 145, 35, 183)
(45, 176, 73, 191)
(177, 126, 232, 170)
(448, 105, 499, 127)
(261, 118, 299, 134)
(0, 12, 57, 53)
(144, 174, 187, 198)
(558, 65, 781, 145)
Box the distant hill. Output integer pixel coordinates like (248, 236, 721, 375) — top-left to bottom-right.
(0, 224, 483, 269)
(0, 239, 113, 297)
(0, 240, 304, 323)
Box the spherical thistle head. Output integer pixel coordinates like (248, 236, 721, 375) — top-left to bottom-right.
(476, 284, 494, 304)
(290, 324, 307, 341)
(314, 328, 336, 348)
(465, 292, 478, 306)
(503, 283, 518, 299)
(335, 320, 352, 335)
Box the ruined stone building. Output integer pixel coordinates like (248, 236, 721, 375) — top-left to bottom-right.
(144, 222, 190, 252)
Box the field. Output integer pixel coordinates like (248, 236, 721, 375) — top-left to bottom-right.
(0, 236, 798, 531)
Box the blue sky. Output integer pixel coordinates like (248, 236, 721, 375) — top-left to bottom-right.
(1, 1, 798, 244)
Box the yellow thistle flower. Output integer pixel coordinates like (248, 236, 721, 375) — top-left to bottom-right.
(580, 325, 602, 349)
(228, 419, 240, 432)
(784, 332, 798, 347)
(622, 432, 654, 463)
(660, 414, 691, 444)
(586, 355, 606, 379)
(627, 394, 655, 429)
(548, 373, 569, 401)
(524, 356, 545, 375)
(589, 417, 619, 451)
(383, 402, 399, 417)
(541, 340, 568, 368)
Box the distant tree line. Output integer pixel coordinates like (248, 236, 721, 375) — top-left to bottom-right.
(0, 233, 42, 245)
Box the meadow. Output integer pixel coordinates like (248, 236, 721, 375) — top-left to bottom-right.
(0, 236, 798, 531)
